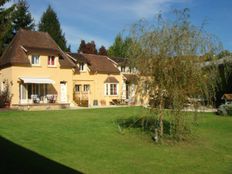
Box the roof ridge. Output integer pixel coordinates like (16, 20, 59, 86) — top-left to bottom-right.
(19, 28, 48, 35)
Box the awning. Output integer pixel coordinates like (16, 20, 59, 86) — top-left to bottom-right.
(19, 77, 55, 84)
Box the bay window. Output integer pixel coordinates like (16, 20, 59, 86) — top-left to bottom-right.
(105, 83, 118, 96)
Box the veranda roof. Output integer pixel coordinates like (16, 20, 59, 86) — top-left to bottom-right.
(19, 77, 55, 84)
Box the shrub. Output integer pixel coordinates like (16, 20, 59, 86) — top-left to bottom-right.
(0, 81, 12, 108)
(217, 104, 232, 116)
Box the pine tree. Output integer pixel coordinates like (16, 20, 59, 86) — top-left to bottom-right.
(0, 0, 15, 55)
(98, 46, 107, 56)
(12, 0, 35, 33)
(38, 5, 67, 51)
(67, 44, 71, 52)
(108, 34, 124, 57)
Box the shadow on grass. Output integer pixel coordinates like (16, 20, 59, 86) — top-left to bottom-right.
(0, 136, 83, 174)
(117, 116, 171, 135)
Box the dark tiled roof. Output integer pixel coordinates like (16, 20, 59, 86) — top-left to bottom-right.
(123, 74, 138, 83)
(67, 53, 120, 74)
(104, 76, 119, 83)
(67, 53, 88, 63)
(0, 29, 75, 68)
(111, 57, 129, 66)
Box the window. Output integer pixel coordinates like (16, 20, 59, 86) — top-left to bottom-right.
(79, 63, 85, 71)
(110, 84, 117, 95)
(105, 83, 118, 96)
(105, 84, 109, 95)
(121, 66, 125, 72)
(31, 55, 40, 65)
(75, 84, 81, 93)
(83, 84, 90, 92)
(93, 100, 98, 106)
(48, 56, 55, 66)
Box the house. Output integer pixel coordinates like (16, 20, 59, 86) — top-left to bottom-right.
(0, 29, 142, 109)
(67, 53, 124, 106)
(111, 57, 139, 104)
(0, 29, 76, 109)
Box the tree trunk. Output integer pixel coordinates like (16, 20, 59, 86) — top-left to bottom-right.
(159, 98, 164, 137)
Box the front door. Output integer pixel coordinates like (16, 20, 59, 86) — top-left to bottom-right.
(60, 82, 67, 103)
(19, 83, 28, 104)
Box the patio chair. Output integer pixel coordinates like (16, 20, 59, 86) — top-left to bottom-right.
(46, 94, 57, 103)
(31, 94, 40, 104)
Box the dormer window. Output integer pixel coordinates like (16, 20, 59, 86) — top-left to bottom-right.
(48, 56, 55, 66)
(79, 63, 85, 71)
(31, 55, 40, 65)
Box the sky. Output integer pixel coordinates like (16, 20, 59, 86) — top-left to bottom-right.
(8, 0, 232, 52)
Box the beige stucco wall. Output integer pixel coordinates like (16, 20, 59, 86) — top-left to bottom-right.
(0, 55, 74, 105)
(73, 70, 124, 106)
(0, 54, 145, 107)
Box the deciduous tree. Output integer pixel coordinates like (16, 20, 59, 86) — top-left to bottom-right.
(128, 9, 221, 141)
(98, 45, 107, 56)
(78, 40, 97, 54)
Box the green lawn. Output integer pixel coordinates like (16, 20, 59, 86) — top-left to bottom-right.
(0, 107, 232, 174)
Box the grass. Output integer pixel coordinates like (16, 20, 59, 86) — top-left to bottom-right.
(0, 107, 232, 174)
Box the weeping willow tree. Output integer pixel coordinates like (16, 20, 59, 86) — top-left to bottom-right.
(127, 9, 222, 141)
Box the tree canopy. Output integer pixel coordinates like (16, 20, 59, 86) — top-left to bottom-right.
(11, 0, 35, 33)
(128, 8, 221, 141)
(108, 35, 133, 58)
(98, 45, 107, 56)
(78, 40, 98, 54)
(0, 0, 15, 55)
(38, 5, 67, 51)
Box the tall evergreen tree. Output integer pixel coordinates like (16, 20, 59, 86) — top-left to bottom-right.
(12, 0, 34, 33)
(67, 44, 71, 52)
(98, 45, 107, 56)
(108, 34, 124, 57)
(38, 5, 67, 51)
(0, 0, 15, 55)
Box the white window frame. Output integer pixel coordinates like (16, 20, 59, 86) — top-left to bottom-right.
(75, 84, 81, 93)
(79, 63, 85, 71)
(48, 56, 56, 67)
(31, 55, 40, 66)
(83, 84, 90, 92)
(121, 66, 125, 72)
(104, 83, 118, 96)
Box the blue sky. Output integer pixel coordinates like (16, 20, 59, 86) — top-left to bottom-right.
(11, 0, 232, 51)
